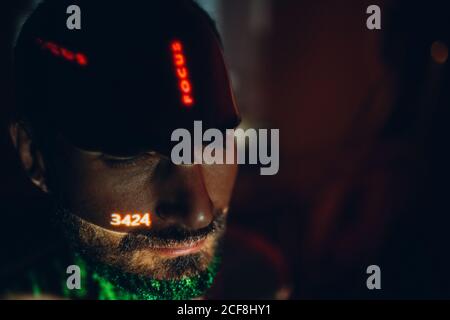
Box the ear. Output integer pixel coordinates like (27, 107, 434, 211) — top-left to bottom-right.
(9, 122, 49, 193)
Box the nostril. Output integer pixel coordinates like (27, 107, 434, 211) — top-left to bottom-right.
(155, 201, 212, 230)
(155, 201, 187, 220)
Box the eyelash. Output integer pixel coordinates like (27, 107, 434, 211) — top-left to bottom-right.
(101, 153, 157, 169)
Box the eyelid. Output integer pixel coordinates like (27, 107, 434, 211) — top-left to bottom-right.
(100, 152, 158, 168)
(101, 155, 137, 161)
(100, 151, 157, 161)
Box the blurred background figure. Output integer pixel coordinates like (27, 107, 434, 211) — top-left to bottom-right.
(2, 0, 450, 299)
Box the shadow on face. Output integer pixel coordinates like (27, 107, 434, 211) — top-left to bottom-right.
(10, 124, 238, 279)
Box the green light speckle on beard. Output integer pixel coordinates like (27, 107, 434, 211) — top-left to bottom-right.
(75, 254, 221, 300)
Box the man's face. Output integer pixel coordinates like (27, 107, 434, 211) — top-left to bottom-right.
(45, 137, 238, 281)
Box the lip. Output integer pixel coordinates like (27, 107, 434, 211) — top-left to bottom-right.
(152, 239, 206, 257)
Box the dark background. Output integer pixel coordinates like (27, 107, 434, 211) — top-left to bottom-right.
(2, 0, 450, 299)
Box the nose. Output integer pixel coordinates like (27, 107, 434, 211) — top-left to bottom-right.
(154, 162, 214, 230)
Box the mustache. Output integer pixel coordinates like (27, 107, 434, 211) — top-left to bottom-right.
(119, 214, 226, 251)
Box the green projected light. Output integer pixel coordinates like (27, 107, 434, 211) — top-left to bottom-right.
(24, 254, 221, 300)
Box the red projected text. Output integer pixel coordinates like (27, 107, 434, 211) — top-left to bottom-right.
(36, 38, 88, 67)
(171, 40, 194, 108)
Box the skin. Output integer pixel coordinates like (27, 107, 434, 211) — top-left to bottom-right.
(9, 122, 238, 280)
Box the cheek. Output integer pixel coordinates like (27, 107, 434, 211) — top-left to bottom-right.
(53, 157, 157, 228)
(201, 163, 238, 210)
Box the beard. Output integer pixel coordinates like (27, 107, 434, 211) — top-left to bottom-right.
(53, 205, 226, 300)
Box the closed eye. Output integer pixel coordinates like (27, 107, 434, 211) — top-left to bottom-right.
(100, 152, 158, 169)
